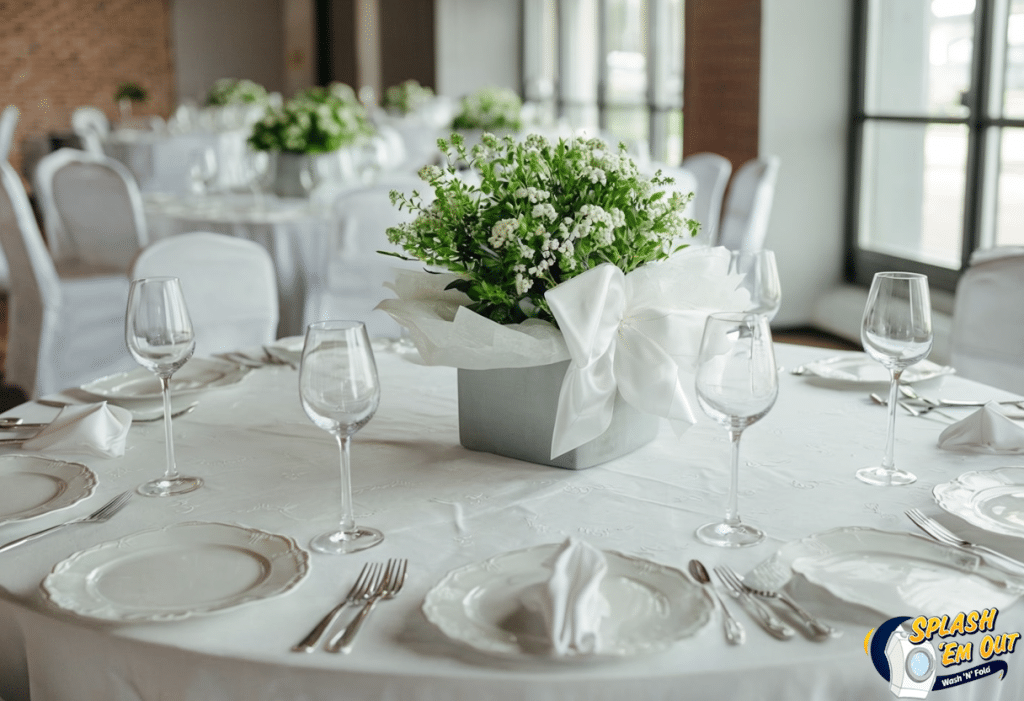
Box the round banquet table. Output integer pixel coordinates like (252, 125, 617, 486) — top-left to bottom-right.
(1, 342, 1024, 701)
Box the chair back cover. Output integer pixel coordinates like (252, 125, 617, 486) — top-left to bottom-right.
(950, 247, 1024, 394)
(34, 148, 148, 270)
(681, 152, 732, 246)
(130, 232, 279, 357)
(71, 106, 109, 156)
(0, 105, 19, 161)
(717, 155, 781, 253)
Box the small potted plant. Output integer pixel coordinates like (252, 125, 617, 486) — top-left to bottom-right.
(114, 81, 147, 123)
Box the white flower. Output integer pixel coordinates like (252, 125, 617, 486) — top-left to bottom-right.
(489, 218, 518, 249)
(532, 203, 557, 222)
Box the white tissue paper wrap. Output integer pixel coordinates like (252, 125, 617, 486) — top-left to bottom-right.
(938, 401, 1024, 454)
(520, 537, 610, 656)
(377, 246, 750, 458)
(22, 402, 133, 458)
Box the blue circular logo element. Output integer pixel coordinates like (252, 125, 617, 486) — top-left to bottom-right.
(870, 616, 912, 681)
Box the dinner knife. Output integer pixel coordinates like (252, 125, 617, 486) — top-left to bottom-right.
(714, 566, 795, 640)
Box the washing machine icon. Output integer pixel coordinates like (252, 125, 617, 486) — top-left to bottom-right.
(884, 627, 937, 698)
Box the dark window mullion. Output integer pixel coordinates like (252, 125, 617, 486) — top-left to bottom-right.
(961, 0, 996, 267)
(597, 0, 609, 132)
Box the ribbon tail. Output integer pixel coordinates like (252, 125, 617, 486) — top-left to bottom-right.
(551, 354, 617, 458)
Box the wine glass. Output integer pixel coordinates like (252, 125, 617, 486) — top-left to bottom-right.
(729, 249, 782, 322)
(857, 272, 933, 486)
(125, 277, 201, 497)
(188, 147, 218, 196)
(694, 312, 779, 548)
(245, 149, 271, 209)
(300, 320, 383, 554)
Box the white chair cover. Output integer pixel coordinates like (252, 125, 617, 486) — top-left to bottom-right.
(0, 160, 133, 398)
(0, 105, 19, 161)
(717, 155, 781, 252)
(33, 148, 149, 271)
(308, 177, 430, 338)
(950, 247, 1024, 394)
(71, 107, 109, 157)
(130, 232, 279, 357)
(681, 152, 732, 246)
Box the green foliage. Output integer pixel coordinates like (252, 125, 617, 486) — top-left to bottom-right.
(206, 78, 269, 106)
(451, 87, 523, 131)
(386, 132, 697, 326)
(248, 83, 374, 154)
(383, 79, 435, 115)
(114, 82, 147, 103)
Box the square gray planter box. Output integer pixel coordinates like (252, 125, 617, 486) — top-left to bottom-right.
(457, 360, 659, 469)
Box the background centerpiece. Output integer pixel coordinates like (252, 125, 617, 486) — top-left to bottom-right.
(379, 132, 750, 468)
(248, 82, 374, 197)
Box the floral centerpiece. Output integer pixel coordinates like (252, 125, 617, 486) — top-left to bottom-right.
(206, 78, 269, 107)
(451, 87, 523, 132)
(378, 133, 751, 468)
(383, 79, 435, 116)
(114, 82, 147, 123)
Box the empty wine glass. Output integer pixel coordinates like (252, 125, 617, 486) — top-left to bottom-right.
(729, 249, 782, 321)
(245, 149, 271, 209)
(125, 277, 201, 497)
(188, 147, 218, 196)
(695, 312, 778, 548)
(300, 320, 383, 554)
(858, 272, 933, 486)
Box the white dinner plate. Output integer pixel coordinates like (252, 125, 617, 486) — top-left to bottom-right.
(797, 353, 954, 384)
(933, 467, 1024, 538)
(80, 357, 251, 401)
(42, 522, 309, 622)
(745, 527, 1024, 617)
(0, 455, 96, 525)
(422, 543, 713, 660)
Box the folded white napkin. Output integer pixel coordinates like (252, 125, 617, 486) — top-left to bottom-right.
(521, 537, 610, 656)
(938, 401, 1024, 454)
(22, 402, 133, 458)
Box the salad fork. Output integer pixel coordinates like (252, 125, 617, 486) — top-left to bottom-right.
(727, 574, 841, 640)
(327, 558, 408, 653)
(0, 490, 133, 553)
(714, 565, 794, 640)
(905, 509, 1024, 576)
(291, 562, 382, 653)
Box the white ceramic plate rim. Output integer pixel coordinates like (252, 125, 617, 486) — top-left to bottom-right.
(41, 521, 309, 622)
(745, 526, 1024, 616)
(81, 357, 251, 400)
(0, 455, 96, 525)
(422, 542, 713, 661)
(800, 353, 954, 384)
(933, 467, 1024, 538)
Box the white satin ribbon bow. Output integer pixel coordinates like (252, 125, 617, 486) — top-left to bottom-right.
(545, 248, 749, 458)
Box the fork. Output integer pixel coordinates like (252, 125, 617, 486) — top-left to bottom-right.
(905, 509, 1024, 576)
(714, 565, 795, 640)
(728, 574, 842, 640)
(897, 386, 958, 421)
(0, 490, 133, 553)
(291, 562, 382, 653)
(327, 558, 408, 653)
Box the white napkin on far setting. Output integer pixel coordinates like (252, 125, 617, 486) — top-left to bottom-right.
(520, 537, 611, 656)
(937, 402, 1024, 454)
(21, 402, 133, 458)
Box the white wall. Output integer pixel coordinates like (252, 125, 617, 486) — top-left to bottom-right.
(435, 0, 521, 99)
(759, 0, 851, 328)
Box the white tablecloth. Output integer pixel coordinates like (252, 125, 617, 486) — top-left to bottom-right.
(105, 129, 250, 195)
(1, 343, 1024, 701)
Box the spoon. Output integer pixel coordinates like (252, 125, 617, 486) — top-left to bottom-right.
(689, 559, 745, 645)
(869, 392, 924, 417)
(132, 402, 199, 423)
(897, 385, 957, 420)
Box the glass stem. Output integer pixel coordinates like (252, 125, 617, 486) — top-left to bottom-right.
(724, 429, 743, 527)
(160, 375, 179, 482)
(334, 432, 356, 535)
(882, 369, 903, 471)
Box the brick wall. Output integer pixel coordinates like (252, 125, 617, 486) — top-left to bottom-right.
(0, 0, 175, 181)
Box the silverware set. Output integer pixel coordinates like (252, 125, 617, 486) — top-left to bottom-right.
(870, 385, 1024, 420)
(293, 558, 407, 654)
(0, 402, 199, 445)
(0, 491, 133, 554)
(216, 347, 297, 369)
(906, 509, 1024, 576)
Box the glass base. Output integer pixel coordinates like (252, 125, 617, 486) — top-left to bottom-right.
(137, 476, 203, 497)
(856, 466, 916, 486)
(696, 520, 765, 548)
(310, 526, 384, 555)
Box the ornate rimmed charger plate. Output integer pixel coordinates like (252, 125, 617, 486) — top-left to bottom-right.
(0, 455, 96, 525)
(798, 353, 954, 385)
(42, 522, 309, 622)
(80, 357, 251, 401)
(422, 543, 714, 661)
(745, 527, 1024, 618)
(933, 467, 1024, 538)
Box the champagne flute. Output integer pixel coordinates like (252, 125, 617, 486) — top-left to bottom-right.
(125, 277, 201, 497)
(695, 312, 778, 548)
(729, 249, 782, 322)
(857, 272, 932, 486)
(300, 320, 383, 554)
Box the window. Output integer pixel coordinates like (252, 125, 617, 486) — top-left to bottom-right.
(850, 0, 1024, 291)
(522, 0, 684, 164)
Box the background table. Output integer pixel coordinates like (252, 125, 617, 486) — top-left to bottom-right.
(105, 129, 250, 195)
(1, 343, 1023, 700)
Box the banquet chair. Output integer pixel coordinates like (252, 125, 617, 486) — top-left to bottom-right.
(34, 147, 149, 272)
(0, 105, 19, 161)
(0, 160, 133, 398)
(681, 152, 732, 246)
(716, 155, 781, 253)
(949, 246, 1024, 394)
(71, 106, 109, 156)
(130, 232, 279, 357)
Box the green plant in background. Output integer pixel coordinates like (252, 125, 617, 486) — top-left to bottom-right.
(247, 83, 374, 154)
(451, 87, 523, 132)
(206, 78, 269, 107)
(114, 82, 147, 103)
(386, 132, 696, 326)
(383, 79, 435, 115)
